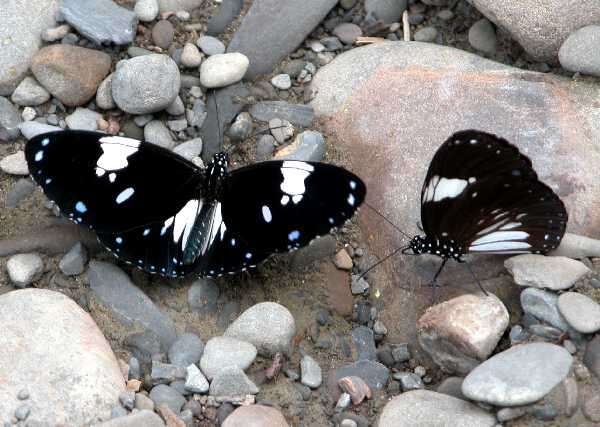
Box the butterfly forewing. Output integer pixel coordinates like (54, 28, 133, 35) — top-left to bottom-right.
(220, 160, 366, 253)
(26, 130, 204, 232)
(420, 130, 567, 254)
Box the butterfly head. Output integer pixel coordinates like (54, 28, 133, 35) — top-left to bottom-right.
(405, 236, 428, 255)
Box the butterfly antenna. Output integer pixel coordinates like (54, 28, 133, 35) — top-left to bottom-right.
(364, 201, 412, 241)
(356, 244, 408, 280)
(463, 261, 489, 296)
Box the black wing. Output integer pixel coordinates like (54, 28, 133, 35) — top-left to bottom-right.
(421, 130, 567, 254)
(26, 130, 208, 276)
(220, 160, 366, 253)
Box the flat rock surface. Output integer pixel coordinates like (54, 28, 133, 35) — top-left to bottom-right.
(88, 261, 177, 350)
(0, 289, 124, 424)
(462, 342, 572, 406)
(310, 41, 600, 348)
(227, 0, 337, 78)
(378, 389, 496, 427)
(0, 0, 59, 95)
(504, 254, 589, 290)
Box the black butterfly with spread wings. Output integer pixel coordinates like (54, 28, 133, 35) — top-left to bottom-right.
(25, 130, 366, 278)
(404, 129, 568, 284)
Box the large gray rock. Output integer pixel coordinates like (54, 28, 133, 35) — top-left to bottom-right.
(224, 302, 296, 356)
(88, 261, 177, 350)
(378, 390, 496, 427)
(227, 0, 337, 78)
(112, 54, 180, 114)
(559, 25, 600, 77)
(60, 0, 137, 45)
(310, 41, 600, 347)
(0, 289, 124, 424)
(462, 343, 572, 406)
(10, 77, 50, 106)
(417, 294, 509, 374)
(206, 0, 244, 35)
(467, 0, 600, 61)
(0, 0, 60, 95)
(504, 254, 590, 290)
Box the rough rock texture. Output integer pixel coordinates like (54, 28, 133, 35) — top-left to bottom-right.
(227, 0, 338, 78)
(222, 404, 289, 427)
(417, 294, 509, 374)
(31, 45, 111, 107)
(468, 0, 600, 61)
(0, 289, 124, 424)
(0, 0, 60, 95)
(378, 390, 496, 427)
(462, 343, 572, 406)
(88, 261, 177, 350)
(310, 41, 600, 348)
(504, 254, 590, 290)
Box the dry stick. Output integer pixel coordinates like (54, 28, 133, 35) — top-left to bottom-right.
(402, 10, 410, 41)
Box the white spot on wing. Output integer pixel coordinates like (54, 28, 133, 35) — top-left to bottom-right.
(469, 241, 532, 252)
(347, 194, 355, 206)
(116, 187, 135, 204)
(280, 161, 314, 204)
(96, 136, 140, 174)
(75, 201, 87, 213)
(288, 230, 300, 241)
(172, 199, 201, 248)
(424, 175, 468, 202)
(35, 150, 43, 162)
(41, 138, 50, 146)
(161, 216, 174, 236)
(262, 205, 272, 223)
(471, 231, 529, 246)
(500, 222, 521, 230)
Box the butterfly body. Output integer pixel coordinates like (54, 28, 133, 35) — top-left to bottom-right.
(406, 130, 567, 275)
(25, 130, 366, 278)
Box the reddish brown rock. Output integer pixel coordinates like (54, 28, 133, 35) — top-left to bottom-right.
(31, 45, 111, 106)
(310, 42, 600, 348)
(222, 404, 289, 427)
(417, 294, 509, 374)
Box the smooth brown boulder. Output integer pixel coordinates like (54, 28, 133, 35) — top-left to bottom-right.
(310, 41, 600, 348)
(31, 44, 111, 106)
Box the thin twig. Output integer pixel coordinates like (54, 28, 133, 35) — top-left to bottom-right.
(402, 10, 410, 41)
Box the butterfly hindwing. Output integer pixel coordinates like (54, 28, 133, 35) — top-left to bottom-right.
(220, 160, 366, 253)
(420, 130, 567, 254)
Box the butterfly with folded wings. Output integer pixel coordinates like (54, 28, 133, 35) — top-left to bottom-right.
(25, 130, 366, 278)
(404, 130, 568, 284)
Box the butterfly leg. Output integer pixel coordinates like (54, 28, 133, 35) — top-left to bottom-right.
(462, 261, 489, 296)
(426, 258, 448, 303)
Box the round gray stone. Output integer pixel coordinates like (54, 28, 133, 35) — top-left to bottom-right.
(144, 120, 174, 149)
(200, 336, 257, 380)
(224, 302, 296, 356)
(59, 242, 88, 276)
(112, 54, 180, 114)
(378, 390, 495, 427)
(96, 74, 116, 110)
(11, 77, 50, 106)
(209, 366, 259, 396)
(6, 253, 43, 287)
(462, 343, 572, 406)
(135, 0, 159, 22)
(559, 25, 600, 77)
(557, 292, 600, 334)
(173, 138, 203, 162)
(365, 0, 407, 24)
(199, 53, 249, 89)
(468, 19, 497, 55)
(168, 333, 204, 367)
(65, 107, 102, 131)
(414, 26, 438, 43)
(197, 36, 226, 56)
(520, 287, 569, 331)
(149, 384, 185, 413)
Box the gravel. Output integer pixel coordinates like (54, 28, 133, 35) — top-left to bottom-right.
(0, 96, 23, 140)
(248, 101, 314, 127)
(300, 354, 322, 389)
(351, 326, 377, 361)
(58, 242, 88, 276)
